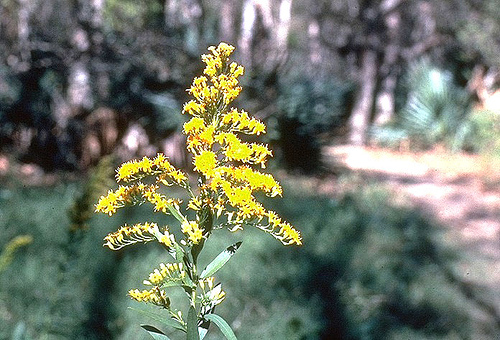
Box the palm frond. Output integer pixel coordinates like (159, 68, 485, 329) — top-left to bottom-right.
(372, 58, 472, 150)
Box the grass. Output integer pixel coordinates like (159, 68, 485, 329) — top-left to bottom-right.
(0, 174, 499, 339)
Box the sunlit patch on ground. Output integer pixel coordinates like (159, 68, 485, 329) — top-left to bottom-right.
(324, 144, 500, 320)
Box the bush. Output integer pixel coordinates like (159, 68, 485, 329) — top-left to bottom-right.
(276, 74, 353, 172)
(372, 59, 473, 151)
(463, 109, 500, 156)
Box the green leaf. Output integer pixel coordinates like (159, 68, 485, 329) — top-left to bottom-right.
(187, 306, 199, 340)
(141, 324, 172, 340)
(200, 242, 242, 279)
(167, 204, 185, 223)
(204, 314, 237, 340)
(130, 307, 185, 332)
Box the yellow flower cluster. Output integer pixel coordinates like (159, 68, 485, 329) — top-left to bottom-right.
(181, 220, 203, 244)
(95, 185, 137, 216)
(143, 262, 186, 286)
(129, 287, 170, 308)
(95, 182, 181, 217)
(116, 153, 187, 185)
(103, 222, 173, 250)
(94, 43, 302, 326)
(259, 211, 303, 246)
(182, 42, 302, 246)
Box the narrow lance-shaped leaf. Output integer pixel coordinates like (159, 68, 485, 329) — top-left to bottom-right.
(204, 314, 237, 340)
(187, 306, 200, 340)
(141, 324, 172, 340)
(200, 242, 242, 279)
(131, 307, 186, 332)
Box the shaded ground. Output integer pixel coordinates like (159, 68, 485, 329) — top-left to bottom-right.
(324, 145, 500, 321)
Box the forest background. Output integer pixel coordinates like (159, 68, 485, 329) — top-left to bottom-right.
(1, 0, 500, 339)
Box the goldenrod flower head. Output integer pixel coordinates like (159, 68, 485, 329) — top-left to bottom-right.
(178, 42, 302, 245)
(188, 196, 202, 211)
(165, 169, 188, 185)
(147, 191, 179, 213)
(115, 153, 185, 185)
(201, 43, 235, 77)
(181, 220, 203, 244)
(95, 185, 142, 216)
(193, 150, 217, 177)
(103, 222, 163, 250)
(143, 262, 186, 286)
(258, 210, 302, 246)
(183, 117, 206, 134)
(97, 43, 301, 246)
(129, 287, 170, 308)
(95, 43, 302, 330)
(159, 232, 174, 248)
(116, 161, 141, 182)
(183, 100, 204, 116)
(206, 282, 225, 305)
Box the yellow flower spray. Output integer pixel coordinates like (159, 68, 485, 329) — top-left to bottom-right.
(95, 43, 301, 339)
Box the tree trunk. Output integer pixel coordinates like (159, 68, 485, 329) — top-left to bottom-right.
(374, 75, 397, 126)
(275, 0, 292, 62)
(17, 0, 31, 67)
(239, 0, 257, 69)
(308, 19, 321, 65)
(219, 0, 236, 44)
(164, 0, 202, 53)
(348, 49, 378, 145)
(374, 8, 401, 125)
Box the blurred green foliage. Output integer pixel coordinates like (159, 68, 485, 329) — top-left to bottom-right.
(465, 109, 500, 157)
(104, 0, 163, 31)
(276, 74, 353, 172)
(67, 155, 115, 232)
(372, 59, 474, 151)
(1, 178, 499, 339)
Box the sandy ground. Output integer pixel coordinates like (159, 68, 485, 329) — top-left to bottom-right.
(324, 145, 500, 321)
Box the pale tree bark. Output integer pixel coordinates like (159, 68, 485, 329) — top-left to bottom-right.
(183, 0, 203, 53)
(374, 74, 397, 126)
(66, 0, 99, 115)
(239, 0, 277, 71)
(165, 0, 181, 27)
(219, 0, 237, 44)
(308, 19, 321, 65)
(17, 0, 31, 68)
(255, 0, 273, 32)
(348, 49, 378, 145)
(275, 0, 292, 63)
(90, 0, 104, 28)
(164, 0, 202, 53)
(239, 0, 258, 69)
(374, 2, 401, 126)
(66, 0, 107, 109)
(67, 60, 93, 112)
